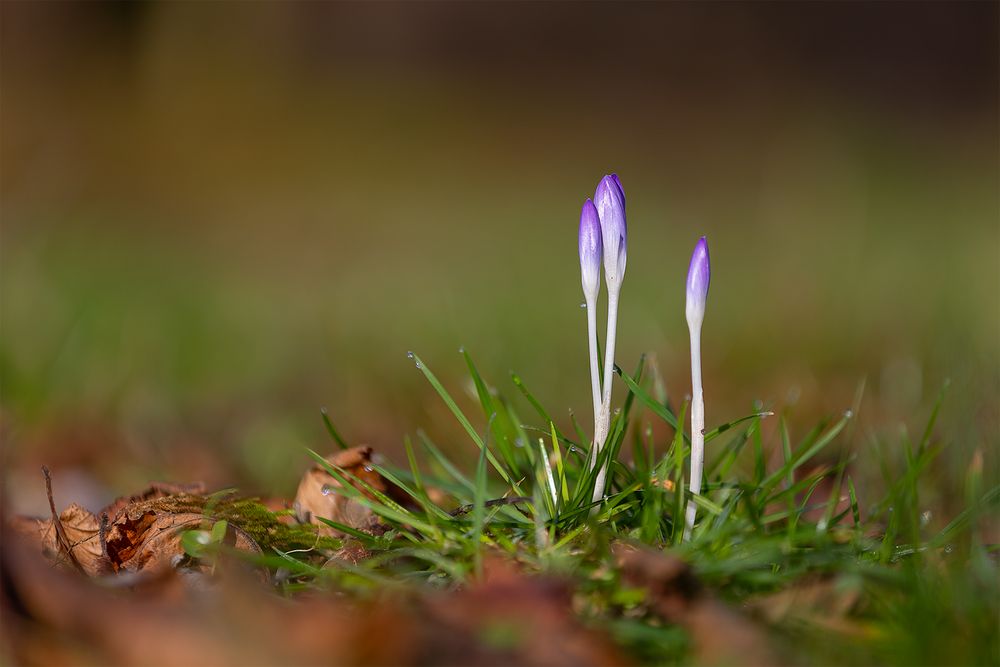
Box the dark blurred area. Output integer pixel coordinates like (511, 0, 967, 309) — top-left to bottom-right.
(2, 2, 997, 512)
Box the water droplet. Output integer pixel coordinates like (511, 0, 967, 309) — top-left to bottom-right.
(753, 399, 764, 411)
(458, 346, 465, 353)
(569, 446, 578, 453)
(920, 510, 932, 527)
(514, 438, 525, 448)
(844, 409, 854, 418)
(321, 484, 335, 496)
(406, 351, 414, 359)
(580, 302, 587, 309)
(415, 360, 422, 369)
(363, 465, 374, 473)
(943, 544, 954, 554)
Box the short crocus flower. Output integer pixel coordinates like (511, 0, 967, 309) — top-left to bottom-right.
(579, 199, 603, 305)
(579, 198, 603, 431)
(594, 174, 627, 290)
(685, 236, 710, 330)
(684, 236, 710, 539)
(591, 174, 628, 505)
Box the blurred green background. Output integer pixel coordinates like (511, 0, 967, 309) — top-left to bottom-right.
(2, 2, 997, 514)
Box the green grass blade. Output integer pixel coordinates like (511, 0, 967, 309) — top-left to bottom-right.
(410, 353, 521, 492)
(617, 367, 684, 439)
(472, 444, 488, 579)
(704, 411, 774, 443)
(320, 407, 349, 450)
(418, 429, 475, 494)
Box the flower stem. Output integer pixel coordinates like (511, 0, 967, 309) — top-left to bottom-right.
(591, 289, 619, 506)
(684, 326, 704, 540)
(586, 296, 602, 432)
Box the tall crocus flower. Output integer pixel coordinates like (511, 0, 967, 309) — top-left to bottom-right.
(591, 174, 628, 505)
(579, 199, 604, 432)
(684, 236, 710, 539)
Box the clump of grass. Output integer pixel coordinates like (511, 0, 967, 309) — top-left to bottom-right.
(302, 350, 998, 665)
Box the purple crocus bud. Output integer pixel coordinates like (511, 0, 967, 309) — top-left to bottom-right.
(685, 236, 711, 328)
(594, 174, 627, 289)
(579, 198, 603, 301)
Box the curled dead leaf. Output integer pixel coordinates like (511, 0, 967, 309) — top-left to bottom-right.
(11, 469, 265, 583)
(294, 445, 414, 536)
(7, 503, 108, 576)
(104, 500, 264, 580)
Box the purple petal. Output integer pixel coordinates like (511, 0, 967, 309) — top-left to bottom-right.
(594, 174, 627, 282)
(685, 236, 711, 321)
(579, 198, 602, 296)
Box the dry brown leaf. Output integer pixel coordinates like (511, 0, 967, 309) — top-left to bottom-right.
(104, 502, 263, 577)
(7, 504, 108, 576)
(294, 445, 414, 536)
(11, 469, 264, 582)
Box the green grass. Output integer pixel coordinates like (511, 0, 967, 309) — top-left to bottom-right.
(238, 350, 999, 666)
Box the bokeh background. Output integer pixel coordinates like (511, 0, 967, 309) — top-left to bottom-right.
(2, 2, 997, 515)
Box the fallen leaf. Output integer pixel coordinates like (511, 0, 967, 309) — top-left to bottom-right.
(104, 499, 263, 577)
(294, 445, 414, 536)
(7, 504, 108, 576)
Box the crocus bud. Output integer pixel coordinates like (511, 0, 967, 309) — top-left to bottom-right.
(579, 198, 603, 301)
(594, 174, 627, 289)
(685, 236, 711, 328)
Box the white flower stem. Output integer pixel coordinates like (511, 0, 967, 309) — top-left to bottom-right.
(591, 289, 620, 506)
(586, 296, 602, 433)
(684, 324, 704, 540)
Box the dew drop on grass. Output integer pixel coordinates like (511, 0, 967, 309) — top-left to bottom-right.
(514, 438, 525, 448)
(844, 409, 854, 418)
(321, 484, 334, 496)
(580, 302, 587, 308)
(363, 465, 374, 473)
(569, 446, 577, 453)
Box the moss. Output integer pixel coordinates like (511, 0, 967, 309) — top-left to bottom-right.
(124, 492, 341, 554)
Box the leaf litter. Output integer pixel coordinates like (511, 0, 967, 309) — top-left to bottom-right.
(2, 449, 637, 666)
